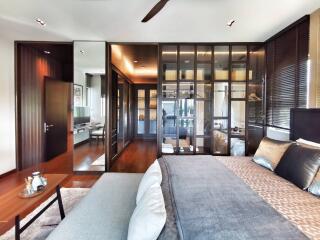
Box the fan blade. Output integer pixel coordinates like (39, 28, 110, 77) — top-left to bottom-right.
(141, 0, 169, 22)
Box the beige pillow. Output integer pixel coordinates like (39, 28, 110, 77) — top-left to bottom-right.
(253, 137, 293, 171)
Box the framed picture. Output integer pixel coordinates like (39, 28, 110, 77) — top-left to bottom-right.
(74, 84, 83, 107)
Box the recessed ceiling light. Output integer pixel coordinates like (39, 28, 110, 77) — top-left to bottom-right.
(80, 50, 85, 54)
(35, 18, 46, 26)
(44, 50, 51, 54)
(133, 60, 138, 63)
(227, 19, 235, 27)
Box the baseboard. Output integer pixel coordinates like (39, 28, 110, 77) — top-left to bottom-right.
(0, 169, 17, 179)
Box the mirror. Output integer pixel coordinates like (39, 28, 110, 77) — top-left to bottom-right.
(73, 41, 106, 172)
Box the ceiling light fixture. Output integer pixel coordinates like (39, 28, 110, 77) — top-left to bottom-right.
(227, 19, 235, 27)
(44, 50, 51, 54)
(35, 18, 46, 26)
(133, 60, 138, 63)
(80, 50, 85, 54)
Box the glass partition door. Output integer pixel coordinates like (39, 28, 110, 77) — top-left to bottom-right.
(160, 44, 263, 156)
(136, 85, 157, 139)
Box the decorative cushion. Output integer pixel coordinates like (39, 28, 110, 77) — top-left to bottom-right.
(275, 144, 320, 190)
(296, 139, 320, 196)
(309, 172, 320, 196)
(128, 184, 166, 240)
(253, 137, 293, 171)
(136, 160, 162, 204)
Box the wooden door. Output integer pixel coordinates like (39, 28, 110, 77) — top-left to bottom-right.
(45, 78, 69, 161)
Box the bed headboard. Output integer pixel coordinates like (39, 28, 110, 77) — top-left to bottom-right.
(290, 108, 320, 143)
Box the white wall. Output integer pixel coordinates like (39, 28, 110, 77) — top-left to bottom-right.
(90, 75, 104, 124)
(0, 36, 16, 175)
(74, 67, 87, 107)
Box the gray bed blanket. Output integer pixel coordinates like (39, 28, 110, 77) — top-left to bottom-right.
(158, 155, 308, 240)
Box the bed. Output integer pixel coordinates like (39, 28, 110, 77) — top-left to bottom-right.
(158, 155, 320, 240)
(47, 108, 320, 239)
(47, 155, 320, 240)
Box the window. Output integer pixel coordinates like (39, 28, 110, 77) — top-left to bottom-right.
(266, 17, 310, 129)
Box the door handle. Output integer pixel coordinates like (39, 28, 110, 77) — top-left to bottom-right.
(44, 123, 54, 133)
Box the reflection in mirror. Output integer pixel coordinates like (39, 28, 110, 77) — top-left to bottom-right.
(179, 99, 194, 117)
(178, 119, 194, 153)
(231, 138, 245, 156)
(196, 137, 211, 153)
(179, 45, 195, 80)
(162, 83, 177, 98)
(232, 46, 247, 61)
(150, 90, 157, 134)
(231, 83, 246, 98)
(179, 83, 194, 98)
(213, 119, 228, 155)
(162, 45, 177, 81)
(196, 101, 211, 135)
(162, 101, 177, 153)
(214, 46, 229, 81)
(232, 63, 247, 81)
(231, 101, 246, 136)
(73, 41, 106, 172)
(137, 89, 145, 135)
(214, 83, 228, 117)
(197, 83, 211, 99)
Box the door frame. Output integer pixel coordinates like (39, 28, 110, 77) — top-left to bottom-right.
(15, 41, 74, 171)
(134, 84, 158, 140)
(106, 43, 161, 169)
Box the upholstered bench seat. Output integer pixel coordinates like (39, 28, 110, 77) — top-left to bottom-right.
(47, 173, 143, 240)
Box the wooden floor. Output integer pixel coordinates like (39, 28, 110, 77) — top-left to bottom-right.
(0, 139, 157, 195)
(111, 139, 157, 173)
(0, 139, 157, 235)
(73, 142, 105, 172)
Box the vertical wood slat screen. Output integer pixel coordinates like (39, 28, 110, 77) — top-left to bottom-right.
(266, 16, 310, 129)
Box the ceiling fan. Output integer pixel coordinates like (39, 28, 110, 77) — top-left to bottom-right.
(141, 0, 169, 23)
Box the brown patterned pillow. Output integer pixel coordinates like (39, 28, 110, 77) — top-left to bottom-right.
(253, 137, 293, 171)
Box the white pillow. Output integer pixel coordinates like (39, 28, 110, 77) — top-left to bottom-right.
(136, 160, 162, 204)
(297, 138, 320, 148)
(128, 184, 166, 240)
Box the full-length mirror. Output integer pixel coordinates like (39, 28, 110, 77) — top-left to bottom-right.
(73, 41, 106, 172)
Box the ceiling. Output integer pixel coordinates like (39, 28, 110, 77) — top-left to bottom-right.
(74, 41, 106, 74)
(0, 0, 319, 42)
(112, 44, 158, 84)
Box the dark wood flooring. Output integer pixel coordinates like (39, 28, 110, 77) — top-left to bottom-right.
(0, 139, 157, 235)
(0, 139, 157, 195)
(111, 139, 157, 173)
(73, 142, 105, 172)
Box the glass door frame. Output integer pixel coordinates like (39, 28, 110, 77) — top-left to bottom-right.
(158, 43, 266, 157)
(134, 84, 158, 139)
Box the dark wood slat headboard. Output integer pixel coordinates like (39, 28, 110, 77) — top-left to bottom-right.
(290, 108, 320, 143)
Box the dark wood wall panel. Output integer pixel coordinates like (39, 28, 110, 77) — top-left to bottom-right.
(17, 45, 63, 170)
